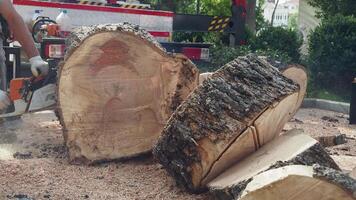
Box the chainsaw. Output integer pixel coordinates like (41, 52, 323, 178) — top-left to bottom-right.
(0, 16, 63, 119)
(0, 60, 58, 118)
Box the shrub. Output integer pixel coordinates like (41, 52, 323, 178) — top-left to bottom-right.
(252, 26, 302, 62)
(308, 15, 356, 97)
(208, 45, 251, 68)
(308, 0, 356, 19)
(196, 45, 292, 72)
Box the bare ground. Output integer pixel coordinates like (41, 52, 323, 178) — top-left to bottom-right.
(284, 109, 356, 171)
(0, 108, 355, 200)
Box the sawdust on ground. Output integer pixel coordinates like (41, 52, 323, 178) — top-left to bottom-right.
(0, 108, 355, 200)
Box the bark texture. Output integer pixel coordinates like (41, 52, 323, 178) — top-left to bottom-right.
(211, 144, 341, 200)
(313, 164, 356, 196)
(258, 57, 307, 117)
(57, 23, 199, 164)
(153, 55, 299, 192)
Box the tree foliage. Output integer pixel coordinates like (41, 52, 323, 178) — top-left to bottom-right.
(308, 14, 356, 94)
(307, 0, 356, 100)
(308, 0, 356, 19)
(143, 0, 262, 22)
(256, 0, 268, 31)
(198, 44, 292, 72)
(142, 0, 231, 15)
(252, 26, 302, 62)
(288, 13, 298, 30)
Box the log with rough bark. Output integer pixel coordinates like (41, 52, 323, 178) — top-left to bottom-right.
(211, 164, 356, 200)
(153, 55, 304, 192)
(316, 134, 347, 147)
(253, 58, 308, 116)
(199, 72, 213, 85)
(208, 129, 342, 199)
(57, 23, 199, 164)
(198, 61, 307, 115)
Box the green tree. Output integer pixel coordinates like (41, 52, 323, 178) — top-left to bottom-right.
(256, 0, 268, 31)
(308, 15, 356, 96)
(288, 13, 298, 30)
(196, 0, 231, 16)
(308, 0, 356, 19)
(253, 26, 302, 62)
(142, 0, 231, 15)
(141, 0, 190, 13)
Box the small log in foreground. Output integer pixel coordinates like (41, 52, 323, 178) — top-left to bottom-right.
(154, 55, 302, 192)
(316, 134, 347, 147)
(208, 129, 343, 200)
(218, 165, 356, 200)
(57, 23, 199, 164)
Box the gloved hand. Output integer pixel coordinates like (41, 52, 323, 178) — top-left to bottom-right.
(0, 90, 10, 112)
(29, 56, 49, 77)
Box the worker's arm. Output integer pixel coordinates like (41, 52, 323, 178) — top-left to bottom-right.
(0, 0, 38, 58)
(0, 0, 48, 76)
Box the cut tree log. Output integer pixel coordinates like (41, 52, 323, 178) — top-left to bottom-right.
(277, 64, 307, 115)
(212, 165, 356, 200)
(208, 129, 343, 200)
(257, 58, 308, 117)
(198, 61, 307, 115)
(57, 23, 199, 164)
(316, 134, 347, 147)
(153, 55, 304, 192)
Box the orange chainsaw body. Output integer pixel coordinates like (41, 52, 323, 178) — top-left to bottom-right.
(9, 78, 31, 101)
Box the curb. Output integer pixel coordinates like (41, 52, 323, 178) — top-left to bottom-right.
(302, 98, 350, 114)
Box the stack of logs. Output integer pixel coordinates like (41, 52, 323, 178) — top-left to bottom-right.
(57, 23, 356, 199)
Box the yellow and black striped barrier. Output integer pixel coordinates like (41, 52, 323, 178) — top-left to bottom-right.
(208, 16, 231, 32)
(173, 14, 235, 33)
(118, 4, 150, 9)
(79, 0, 105, 6)
(78, 1, 150, 9)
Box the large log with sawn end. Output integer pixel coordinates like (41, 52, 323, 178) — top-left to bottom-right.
(153, 55, 303, 192)
(57, 23, 199, 164)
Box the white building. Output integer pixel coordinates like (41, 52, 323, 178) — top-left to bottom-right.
(263, 0, 299, 27)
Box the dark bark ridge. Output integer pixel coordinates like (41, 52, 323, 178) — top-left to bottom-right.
(210, 143, 341, 200)
(153, 55, 299, 191)
(313, 164, 356, 196)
